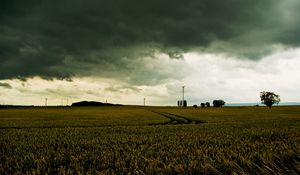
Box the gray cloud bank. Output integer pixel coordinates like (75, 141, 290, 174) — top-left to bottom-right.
(0, 82, 12, 89)
(1, 0, 300, 84)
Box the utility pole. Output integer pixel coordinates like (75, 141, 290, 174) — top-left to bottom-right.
(144, 97, 146, 106)
(45, 98, 48, 107)
(182, 86, 185, 102)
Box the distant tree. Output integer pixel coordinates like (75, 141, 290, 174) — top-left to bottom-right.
(193, 105, 198, 108)
(205, 102, 210, 107)
(213, 100, 225, 107)
(260, 91, 280, 108)
(200, 103, 205, 108)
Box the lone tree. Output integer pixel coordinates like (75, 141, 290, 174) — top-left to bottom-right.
(260, 91, 280, 108)
(213, 100, 225, 107)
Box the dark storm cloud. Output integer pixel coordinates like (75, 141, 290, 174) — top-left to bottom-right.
(0, 82, 12, 89)
(0, 0, 300, 83)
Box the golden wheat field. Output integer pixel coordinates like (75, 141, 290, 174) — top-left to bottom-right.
(0, 106, 300, 174)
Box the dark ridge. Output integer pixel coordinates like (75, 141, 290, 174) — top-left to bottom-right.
(0, 105, 7, 109)
(0, 105, 35, 109)
(71, 101, 122, 107)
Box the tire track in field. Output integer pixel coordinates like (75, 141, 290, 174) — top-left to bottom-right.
(150, 111, 187, 125)
(150, 111, 206, 125)
(163, 112, 206, 124)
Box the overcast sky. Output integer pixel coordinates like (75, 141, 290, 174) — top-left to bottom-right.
(1, 0, 300, 106)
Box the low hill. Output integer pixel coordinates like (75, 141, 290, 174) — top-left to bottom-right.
(71, 101, 122, 107)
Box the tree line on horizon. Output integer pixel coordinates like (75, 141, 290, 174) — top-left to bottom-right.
(191, 91, 280, 109)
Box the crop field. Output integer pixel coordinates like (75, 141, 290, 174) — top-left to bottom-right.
(0, 106, 300, 174)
